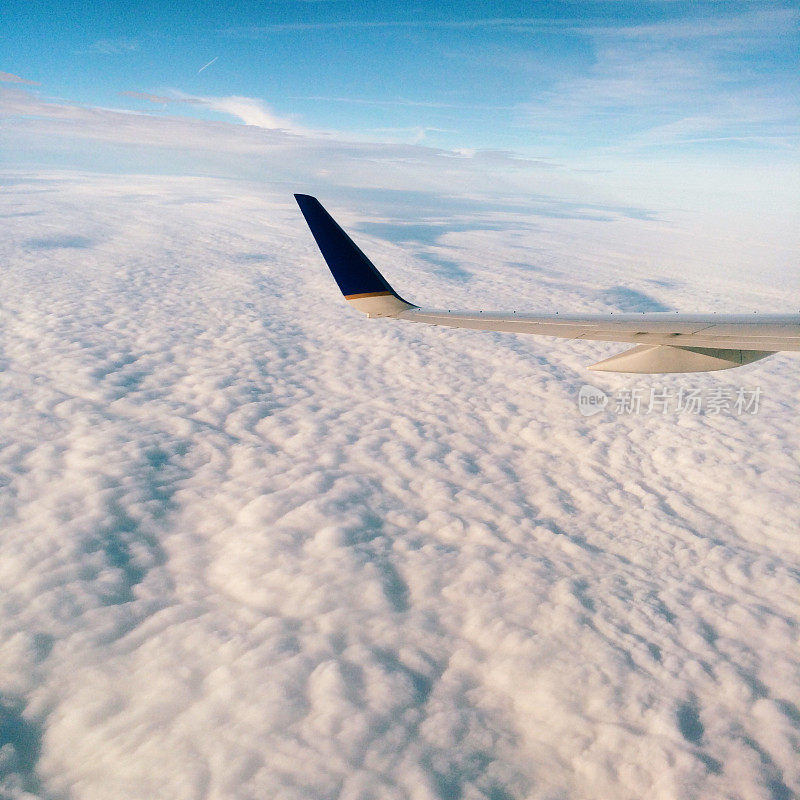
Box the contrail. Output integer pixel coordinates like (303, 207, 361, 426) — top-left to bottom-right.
(197, 57, 218, 74)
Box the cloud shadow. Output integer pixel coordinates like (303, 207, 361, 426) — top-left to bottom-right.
(25, 234, 94, 250)
(601, 286, 672, 312)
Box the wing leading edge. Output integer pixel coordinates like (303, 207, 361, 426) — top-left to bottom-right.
(295, 194, 800, 373)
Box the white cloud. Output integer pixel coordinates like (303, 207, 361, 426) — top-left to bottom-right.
(220, 8, 800, 47)
(515, 7, 800, 160)
(119, 90, 195, 104)
(190, 93, 300, 131)
(0, 71, 39, 86)
(0, 171, 798, 799)
(521, 42, 799, 140)
(119, 89, 301, 131)
(583, 6, 800, 42)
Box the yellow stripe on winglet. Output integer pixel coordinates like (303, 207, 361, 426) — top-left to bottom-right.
(344, 291, 393, 300)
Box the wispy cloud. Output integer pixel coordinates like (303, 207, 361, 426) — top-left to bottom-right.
(223, 17, 568, 36)
(119, 90, 197, 105)
(223, 7, 799, 40)
(623, 92, 800, 150)
(583, 6, 799, 42)
(517, 7, 800, 155)
(0, 71, 40, 86)
(361, 125, 456, 144)
(194, 94, 299, 130)
(82, 38, 139, 55)
(120, 89, 301, 131)
(293, 95, 517, 111)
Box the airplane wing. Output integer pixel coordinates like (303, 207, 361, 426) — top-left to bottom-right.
(295, 194, 800, 373)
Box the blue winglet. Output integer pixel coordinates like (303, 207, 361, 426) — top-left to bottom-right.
(295, 194, 412, 304)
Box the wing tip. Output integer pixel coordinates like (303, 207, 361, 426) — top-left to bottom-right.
(294, 193, 416, 316)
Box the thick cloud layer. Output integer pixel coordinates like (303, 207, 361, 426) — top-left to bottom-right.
(0, 173, 798, 800)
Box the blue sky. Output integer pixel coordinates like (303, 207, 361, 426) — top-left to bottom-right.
(5, 0, 798, 153)
(2, 0, 799, 223)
